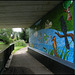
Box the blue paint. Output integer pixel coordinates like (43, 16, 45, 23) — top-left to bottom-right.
(29, 29, 74, 63)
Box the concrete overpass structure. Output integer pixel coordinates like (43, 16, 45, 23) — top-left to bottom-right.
(0, 1, 62, 28)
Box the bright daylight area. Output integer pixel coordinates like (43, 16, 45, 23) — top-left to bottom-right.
(0, 28, 29, 54)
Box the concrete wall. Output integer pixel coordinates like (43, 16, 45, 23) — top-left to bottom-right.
(29, 1, 74, 63)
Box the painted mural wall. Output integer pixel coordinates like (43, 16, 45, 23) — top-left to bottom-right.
(29, 1, 74, 63)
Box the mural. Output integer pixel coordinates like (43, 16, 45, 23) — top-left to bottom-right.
(29, 1, 74, 63)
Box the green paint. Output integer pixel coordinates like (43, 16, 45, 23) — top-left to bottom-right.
(31, 2, 73, 32)
(45, 20, 52, 29)
(63, 0, 72, 9)
(57, 41, 72, 60)
(48, 40, 72, 60)
(43, 33, 47, 41)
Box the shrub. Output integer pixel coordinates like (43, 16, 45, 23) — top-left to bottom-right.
(0, 35, 13, 44)
(9, 38, 13, 43)
(15, 40, 26, 47)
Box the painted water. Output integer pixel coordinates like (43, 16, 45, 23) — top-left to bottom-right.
(29, 29, 74, 63)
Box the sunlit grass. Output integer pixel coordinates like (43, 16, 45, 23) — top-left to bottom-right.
(0, 42, 9, 51)
(12, 46, 25, 54)
(0, 42, 4, 45)
(12, 40, 27, 54)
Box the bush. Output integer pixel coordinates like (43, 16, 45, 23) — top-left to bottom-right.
(15, 40, 26, 47)
(9, 38, 13, 43)
(12, 40, 26, 54)
(0, 35, 13, 44)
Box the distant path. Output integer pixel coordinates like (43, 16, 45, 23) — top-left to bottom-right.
(2, 45, 53, 74)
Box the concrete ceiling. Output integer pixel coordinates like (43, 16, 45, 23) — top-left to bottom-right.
(0, 1, 62, 28)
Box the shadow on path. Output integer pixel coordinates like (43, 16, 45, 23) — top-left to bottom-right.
(2, 45, 53, 74)
(3, 67, 34, 74)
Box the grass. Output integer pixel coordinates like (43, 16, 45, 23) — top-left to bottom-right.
(0, 42, 4, 44)
(0, 40, 27, 54)
(0, 44, 9, 51)
(0, 42, 9, 51)
(12, 40, 27, 54)
(12, 46, 25, 54)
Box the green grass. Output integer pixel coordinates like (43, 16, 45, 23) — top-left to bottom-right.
(0, 44, 9, 51)
(12, 46, 25, 54)
(0, 42, 4, 44)
(12, 40, 27, 54)
(0, 42, 9, 51)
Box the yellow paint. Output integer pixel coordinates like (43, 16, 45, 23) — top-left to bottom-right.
(32, 44, 33, 48)
(37, 45, 38, 48)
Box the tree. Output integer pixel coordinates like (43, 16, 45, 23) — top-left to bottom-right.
(0, 28, 13, 38)
(19, 28, 29, 43)
(0, 28, 13, 44)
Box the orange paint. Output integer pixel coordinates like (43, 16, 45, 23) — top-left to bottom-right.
(52, 36, 59, 57)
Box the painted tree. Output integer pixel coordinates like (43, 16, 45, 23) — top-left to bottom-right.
(63, 0, 73, 21)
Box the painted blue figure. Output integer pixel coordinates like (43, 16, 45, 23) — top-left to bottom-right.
(60, 16, 70, 49)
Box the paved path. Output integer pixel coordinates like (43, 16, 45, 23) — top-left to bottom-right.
(2, 46, 53, 74)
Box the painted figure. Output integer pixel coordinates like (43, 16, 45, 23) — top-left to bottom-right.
(63, 0, 73, 21)
(44, 33, 47, 41)
(64, 7, 72, 21)
(45, 20, 52, 29)
(51, 36, 59, 57)
(60, 16, 70, 49)
(43, 47, 47, 52)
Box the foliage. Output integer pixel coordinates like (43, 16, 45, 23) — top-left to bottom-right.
(14, 40, 26, 47)
(11, 32, 20, 41)
(13, 40, 27, 54)
(12, 46, 25, 54)
(0, 28, 13, 38)
(0, 28, 13, 44)
(0, 35, 13, 44)
(19, 28, 29, 43)
(0, 42, 4, 44)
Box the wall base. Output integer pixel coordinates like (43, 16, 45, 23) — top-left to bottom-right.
(28, 47, 75, 74)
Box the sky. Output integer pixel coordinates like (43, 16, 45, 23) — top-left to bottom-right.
(12, 28, 22, 32)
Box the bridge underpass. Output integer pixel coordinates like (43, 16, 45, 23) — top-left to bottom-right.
(0, 0, 75, 74)
(2, 45, 53, 74)
(0, 1, 62, 74)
